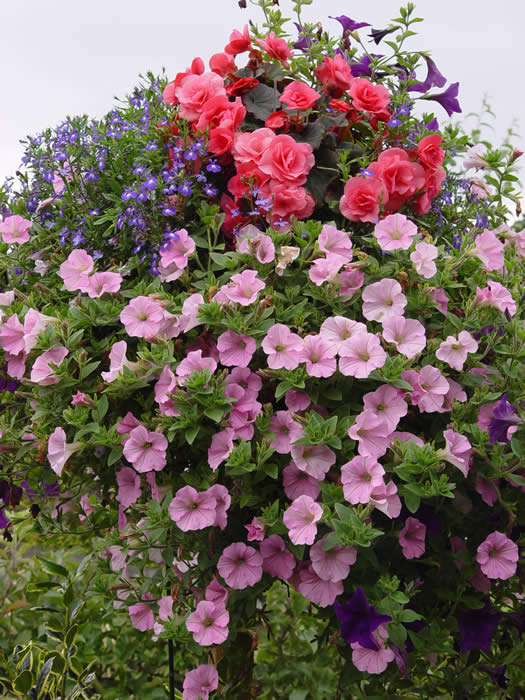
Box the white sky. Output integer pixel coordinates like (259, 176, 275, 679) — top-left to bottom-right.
(1, 0, 524, 184)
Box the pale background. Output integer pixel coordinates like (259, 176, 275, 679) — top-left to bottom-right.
(1, 0, 524, 183)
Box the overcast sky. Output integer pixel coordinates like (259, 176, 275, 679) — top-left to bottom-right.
(1, 0, 524, 184)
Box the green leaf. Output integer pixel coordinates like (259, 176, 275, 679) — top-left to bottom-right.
(36, 657, 54, 695)
(387, 622, 407, 646)
(403, 490, 421, 514)
(399, 609, 423, 623)
(36, 557, 68, 578)
(263, 462, 278, 479)
(65, 624, 79, 649)
(244, 83, 280, 121)
(63, 583, 74, 607)
(322, 531, 343, 551)
(107, 446, 122, 465)
(26, 581, 61, 593)
(14, 670, 33, 693)
(79, 361, 100, 380)
(185, 426, 199, 445)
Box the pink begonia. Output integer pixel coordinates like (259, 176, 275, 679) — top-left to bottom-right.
(290, 444, 336, 481)
(283, 495, 323, 545)
(438, 429, 473, 478)
(338, 265, 365, 299)
(120, 296, 165, 338)
(183, 665, 219, 700)
(48, 427, 80, 477)
(259, 535, 296, 579)
(410, 241, 438, 278)
(473, 281, 516, 317)
(245, 517, 265, 541)
(208, 483, 231, 530)
(381, 315, 426, 359)
(30, 346, 69, 385)
(363, 384, 407, 433)
(369, 480, 402, 519)
(373, 213, 417, 251)
(308, 255, 343, 285)
(339, 332, 387, 379)
(436, 331, 478, 371)
(59, 249, 94, 292)
(101, 340, 139, 382)
(348, 411, 392, 458)
(186, 600, 229, 646)
(285, 390, 310, 412)
(474, 229, 505, 271)
(221, 269, 265, 306)
(84, 271, 122, 298)
(262, 323, 303, 370)
(0, 214, 32, 244)
(217, 542, 263, 589)
(158, 595, 174, 622)
(399, 517, 426, 559)
(320, 316, 367, 353)
(122, 425, 168, 473)
(300, 334, 337, 378)
(217, 329, 256, 367)
(129, 594, 155, 632)
(168, 485, 217, 531)
(282, 461, 321, 501)
(175, 71, 227, 121)
(295, 563, 343, 607)
(116, 467, 142, 507)
(237, 225, 275, 263)
(318, 224, 353, 262)
(208, 428, 235, 471)
(269, 411, 304, 454)
(341, 455, 385, 504)
(351, 625, 395, 674)
(361, 278, 407, 322)
(476, 531, 519, 580)
(310, 535, 357, 582)
(176, 349, 217, 381)
(475, 475, 499, 506)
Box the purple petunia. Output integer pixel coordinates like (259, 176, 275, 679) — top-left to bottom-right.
(334, 587, 392, 650)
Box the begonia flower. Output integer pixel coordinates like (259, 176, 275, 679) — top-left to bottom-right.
(280, 81, 321, 110)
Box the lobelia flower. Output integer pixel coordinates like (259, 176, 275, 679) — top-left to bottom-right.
(361, 278, 407, 322)
(381, 315, 426, 358)
(116, 466, 142, 507)
(182, 664, 219, 700)
(296, 563, 343, 607)
(0, 214, 32, 244)
(436, 330, 478, 371)
(262, 323, 303, 370)
(310, 535, 357, 582)
(373, 213, 418, 251)
(290, 444, 336, 481)
(122, 425, 168, 472)
(282, 461, 321, 501)
(410, 241, 438, 278)
(48, 427, 81, 477)
(341, 456, 385, 504)
(217, 329, 256, 367)
(473, 229, 505, 271)
(338, 332, 387, 379)
(120, 296, 165, 338)
(30, 346, 69, 385)
(456, 605, 502, 654)
(168, 485, 217, 531)
(488, 393, 522, 445)
(476, 531, 519, 580)
(217, 542, 263, 589)
(299, 334, 337, 377)
(186, 600, 229, 645)
(399, 517, 427, 559)
(259, 535, 296, 579)
(283, 495, 323, 545)
(334, 587, 392, 650)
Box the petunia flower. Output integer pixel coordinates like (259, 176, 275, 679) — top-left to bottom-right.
(382, 315, 426, 359)
(374, 213, 417, 251)
(410, 241, 438, 278)
(182, 664, 219, 700)
(339, 333, 387, 379)
(168, 485, 217, 531)
(217, 542, 263, 589)
(217, 329, 256, 367)
(488, 393, 522, 445)
(310, 535, 357, 582)
(0, 214, 32, 244)
(48, 427, 81, 477)
(456, 605, 502, 654)
(341, 455, 385, 504)
(262, 323, 303, 370)
(259, 535, 296, 579)
(116, 467, 142, 507)
(186, 600, 229, 646)
(334, 587, 392, 650)
(436, 330, 478, 371)
(399, 517, 426, 559)
(122, 425, 168, 473)
(476, 531, 519, 580)
(283, 495, 323, 545)
(120, 296, 165, 338)
(351, 625, 395, 673)
(296, 563, 343, 607)
(362, 278, 407, 322)
(282, 461, 321, 501)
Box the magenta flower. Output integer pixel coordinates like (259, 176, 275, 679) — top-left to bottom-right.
(320, 316, 367, 353)
(476, 531, 519, 580)
(399, 517, 427, 559)
(116, 466, 142, 507)
(183, 664, 219, 700)
(222, 269, 265, 306)
(129, 595, 155, 632)
(290, 444, 336, 481)
(168, 485, 217, 531)
(283, 495, 323, 545)
(436, 330, 478, 371)
(296, 562, 343, 607)
(338, 265, 365, 299)
(58, 249, 94, 292)
(362, 279, 407, 322)
(300, 334, 337, 377)
(217, 329, 256, 367)
(208, 428, 235, 471)
(122, 425, 168, 473)
(285, 390, 310, 412)
(84, 271, 122, 298)
(410, 241, 438, 278)
(362, 384, 408, 432)
(351, 625, 395, 674)
(374, 213, 417, 251)
(120, 296, 165, 338)
(310, 535, 357, 582)
(30, 346, 69, 385)
(0, 214, 32, 244)
(341, 456, 385, 504)
(318, 224, 353, 262)
(339, 332, 387, 379)
(474, 229, 505, 271)
(217, 542, 263, 589)
(262, 323, 303, 370)
(186, 600, 229, 645)
(282, 461, 321, 500)
(260, 535, 296, 579)
(48, 427, 80, 477)
(382, 315, 426, 358)
(245, 517, 265, 542)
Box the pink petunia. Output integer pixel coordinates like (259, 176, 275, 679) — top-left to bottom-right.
(30, 346, 69, 385)
(154, 364, 177, 405)
(310, 535, 357, 582)
(374, 213, 417, 251)
(158, 595, 174, 622)
(0, 214, 32, 244)
(399, 517, 426, 559)
(208, 428, 235, 471)
(283, 495, 323, 545)
(410, 241, 438, 278)
(262, 323, 303, 370)
(368, 480, 402, 519)
(282, 461, 321, 501)
(290, 443, 336, 481)
(341, 455, 385, 504)
(362, 384, 408, 433)
(351, 625, 395, 674)
(120, 296, 165, 338)
(59, 249, 94, 292)
(168, 485, 217, 531)
(116, 467, 142, 507)
(318, 224, 353, 262)
(0, 314, 25, 355)
(338, 265, 365, 299)
(101, 340, 139, 382)
(295, 562, 343, 607)
(217, 542, 263, 589)
(259, 535, 296, 579)
(129, 595, 155, 632)
(182, 664, 219, 700)
(186, 600, 229, 646)
(320, 316, 367, 353)
(300, 334, 337, 377)
(217, 329, 256, 367)
(474, 229, 505, 271)
(83, 271, 122, 298)
(348, 411, 392, 458)
(158, 229, 195, 280)
(436, 331, 478, 371)
(308, 256, 343, 286)
(269, 411, 304, 454)
(237, 225, 275, 263)
(285, 390, 310, 412)
(176, 349, 217, 381)
(245, 517, 265, 542)
(476, 531, 519, 580)
(361, 279, 407, 322)
(122, 425, 168, 473)
(381, 315, 426, 359)
(48, 427, 80, 477)
(438, 429, 473, 478)
(475, 475, 499, 506)
(339, 333, 387, 379)
(221, 269, 265, 306)
(208, 483, 231, 530)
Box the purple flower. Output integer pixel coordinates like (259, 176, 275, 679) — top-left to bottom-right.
(369, 27, 397, 44)
(330, 15, 371, 33)
(408, 57, 447, 93)
(456, 605, 502, 654)
(489, 393, 522, 445)
(421, 82, 462, 116)
(293, 23, 316, 52)
(0, 508, 10, 530)
(334, 587, 392, 650)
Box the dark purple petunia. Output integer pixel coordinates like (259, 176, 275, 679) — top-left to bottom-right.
(293, 23, 316, 52)
(0, 508, 10, 530)
(347, 53, 384, 78)
(369, 27, 397, 44)
(334, 587, 392, 650)
(426, 117, 440, 131)
(408, 56, 447, 93)
(330, 15, 371, 33)
(480, 665, 508, 689)
(391, 644, 409, 679)
(456, 605, 502, 654)
(420, 82, 462, 116)
(489, 393, 522, 445)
